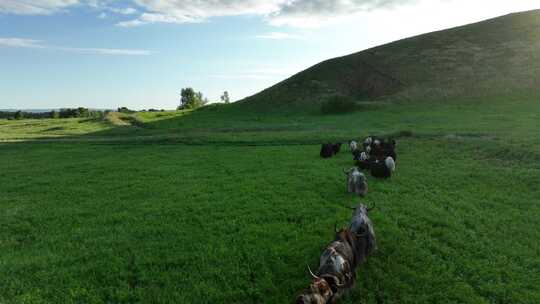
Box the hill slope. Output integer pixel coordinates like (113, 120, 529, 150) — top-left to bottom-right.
(242, 9, 540, 107)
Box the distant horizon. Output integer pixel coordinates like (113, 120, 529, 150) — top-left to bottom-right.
(2, 0, 540, 110)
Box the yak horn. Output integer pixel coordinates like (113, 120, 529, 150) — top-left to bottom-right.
(308, 265, 320, 280)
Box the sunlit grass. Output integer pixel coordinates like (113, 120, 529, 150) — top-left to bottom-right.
(0, 95, 539, 303)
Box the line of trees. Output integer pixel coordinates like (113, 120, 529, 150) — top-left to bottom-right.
(3, 88, 233, 120)
(0, 108, 109, 120)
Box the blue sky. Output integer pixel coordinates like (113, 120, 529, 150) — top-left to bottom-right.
(1, 0, 539, 110)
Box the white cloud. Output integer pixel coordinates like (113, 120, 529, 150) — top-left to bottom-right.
(0, 37, 44, 48)
(117, 12, 201, 27)
(0, 0, 419, 27)
(254, 32, 303, 40)
(268, 0, 418, 27)
(0, 37, 151, 55)
(56, 46, 151, 55)
(116, 19, 144, 27)
(110, 7, 137, 15)
(12, 0, 535, 30)
(0, 0, 136, 17)
(117, 0, 416, 28)
(0, 0, 79, 15)
(117, 0, 283, 27)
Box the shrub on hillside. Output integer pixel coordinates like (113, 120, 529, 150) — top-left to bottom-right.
(118, 107, 135, 114)
(321, 96, 356, 114)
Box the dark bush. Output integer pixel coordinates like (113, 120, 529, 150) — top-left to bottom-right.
(14, 111, 23, 120)
(320, 96, 356, 114)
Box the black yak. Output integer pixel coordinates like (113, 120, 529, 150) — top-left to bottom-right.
(370, 156, 395, 178)
(352, 149, 362, 161)
(320, 144, 334, 158)
(332, 143, 342, 155)
(382, 139, 397, 161)
(354, 151, 372, 170)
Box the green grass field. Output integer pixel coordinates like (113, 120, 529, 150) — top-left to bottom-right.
(1, 96, 539, 303)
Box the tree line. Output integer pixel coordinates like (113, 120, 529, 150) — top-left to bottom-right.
(3, 88, 232, 120)
(0, 108, 109, 120)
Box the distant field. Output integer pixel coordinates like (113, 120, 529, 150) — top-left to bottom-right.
(1, 97, 539, 303)
(2, 96, 540, 148)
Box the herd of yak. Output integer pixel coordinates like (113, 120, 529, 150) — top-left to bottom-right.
(295, 136, 397, 304)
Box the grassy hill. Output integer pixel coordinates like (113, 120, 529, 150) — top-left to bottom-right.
(242, 9, 540, 108)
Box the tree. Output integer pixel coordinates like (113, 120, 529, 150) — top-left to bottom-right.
(220, 91, 230, 104)
(51, 110, 59, 119)
(14, 111, 23, 120)
(179, 88, 196, 109)
(178, 88, 206, 110)
(78, 107, 90, 117)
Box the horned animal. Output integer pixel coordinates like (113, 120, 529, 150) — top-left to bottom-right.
(355, 151, 372, 170)
(370, 156, 395, 178)
(349, 204, 377, 255)
(349, 141, 358, 152)
(382, 139, 397, 161)
(296, 227, 375, 304)
(344, 167, 368, 197)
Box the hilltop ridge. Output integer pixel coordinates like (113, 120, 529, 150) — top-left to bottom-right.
(241, 9, 540, 107)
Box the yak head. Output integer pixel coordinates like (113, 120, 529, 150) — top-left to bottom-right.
(344, 167, 365, 185)
(360, 151, 368, 161)
(364, 137, 373, 146)
(295, 272, 333, 304)
(343, 167, 361, 177)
